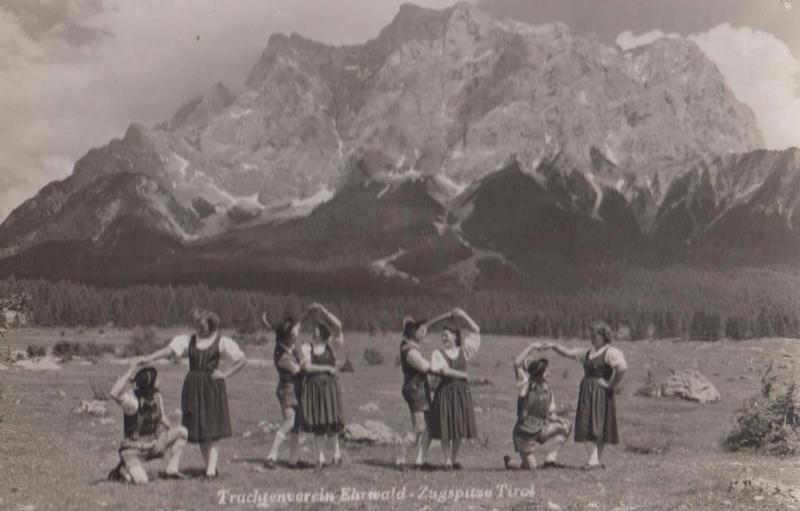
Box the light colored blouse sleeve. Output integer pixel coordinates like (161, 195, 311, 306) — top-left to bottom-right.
(548, 393, 556, 414)
(168, 334, 190, 358)
(220, 336, 245, 362)
(407, 349, 430, 373)
(605, 346, 627, 371)
(299, 343, 312, 364)
(461, 332, 481, 361)
(430, 350, 447, 373)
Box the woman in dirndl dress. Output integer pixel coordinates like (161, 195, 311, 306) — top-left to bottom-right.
(298, 303, 345, 469)
(137, 308, 246, 478)
(542, 321, 627, 469)
(427, 308, 481, 470)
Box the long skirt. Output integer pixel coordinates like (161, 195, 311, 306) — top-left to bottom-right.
(429, 380, 478, 441)
(300, 374, 345, 434)
(181, 371, 232, 443)
(574, 378, 619, 444)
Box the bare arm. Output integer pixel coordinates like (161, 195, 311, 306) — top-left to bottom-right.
(215, 356, 246, 379)
(158, 394, 171, 428)
(430, 350, 468, 380)
(110, 362, 138, 404)
(514, 341, 543, 367)
(308, 303, 344, 347)
(424, 310, 454, 331)
(136, 345, 173, 365)
(541, 341, 586, 362)
(438, 366, 469, 380)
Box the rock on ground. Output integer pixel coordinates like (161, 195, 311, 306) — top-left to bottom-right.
(638, 369, 720, 403)
(15, 356, 62, 371)
(357, 402, 379, 413)
(73, 400, 109, 416)
(730, 477, 800, 505)
(344, 420, 402, 445)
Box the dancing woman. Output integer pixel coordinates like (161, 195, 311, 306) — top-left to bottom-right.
(264, 316, 304, 469)
(396, 316, 433, 469)
(137, 308, 246, 478)
(428, 308, 481, 470)
(503, 342, 571, 470)
(298, 303, 345, 469)
(541, 321, 627, 469)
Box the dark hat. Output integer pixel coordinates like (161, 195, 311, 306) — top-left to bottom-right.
(525, 358, 549, 380)
(132, 366, 158, 393)
(402, 316, 427, 338)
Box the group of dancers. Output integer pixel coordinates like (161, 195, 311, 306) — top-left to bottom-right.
(106, 304, 626, 484)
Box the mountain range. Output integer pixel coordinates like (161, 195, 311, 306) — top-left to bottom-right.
(0, 2, 796, 295)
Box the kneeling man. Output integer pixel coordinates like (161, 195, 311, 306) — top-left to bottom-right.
(108, 362, 187, 483)
(504, 345, 571, 470)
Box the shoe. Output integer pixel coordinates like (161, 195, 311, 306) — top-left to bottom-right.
(205, 470, 221, 479)
(418, 463, 435, 472)
(107, 462, 124, 482)
(316, 460, 325, 471)
(263, 459, 277, 470)
(503, 455, 512, 469)
(288, 460, 313, 470)
(443, 463, 453, 471)
(452, 462, 463, 470)
(332, 457, 342, 467)
(542, 460, 565, 469)
(161, 471, 188, 480)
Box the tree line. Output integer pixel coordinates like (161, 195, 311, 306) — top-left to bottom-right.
(0, 275, 797, 340)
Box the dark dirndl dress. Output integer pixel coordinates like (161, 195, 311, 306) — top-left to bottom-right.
(180, 334, 232, 443)
(300, 343, 345, 435)
(429, 348, 478, 441)
(574, 348, 619, 444)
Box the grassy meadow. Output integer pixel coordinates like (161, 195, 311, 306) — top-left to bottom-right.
(1, 328, 799, 510)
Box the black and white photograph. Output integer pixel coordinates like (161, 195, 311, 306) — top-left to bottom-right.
(1, 0, 799, 509)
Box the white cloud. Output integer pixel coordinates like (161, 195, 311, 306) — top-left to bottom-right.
(0, 0, 458, 221)
(689, 23, 800, 151)
(615, 29, 679, 51)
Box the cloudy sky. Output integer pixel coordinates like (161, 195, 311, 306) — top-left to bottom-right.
(0, 0, 798, 220)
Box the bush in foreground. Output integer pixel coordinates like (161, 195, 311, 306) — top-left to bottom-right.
(724, 362, 800, 455)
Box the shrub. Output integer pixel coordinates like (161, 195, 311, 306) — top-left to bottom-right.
(340, 356, 355, 373)
(363, 348, 384, 366)
(90, 380, 111, 401)
(52, 341, 79, 361)
(26, 344, 46, 358)
(724, 362, 800, 455)
(52, 341, 114, 361)
(625, 437, 672, 455)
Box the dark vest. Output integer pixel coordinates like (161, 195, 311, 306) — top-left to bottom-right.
(516, 383, 550, 434)
(123, 394, 162, 440)
(274, 343, 299, 383)
(400, 339, 427, 387)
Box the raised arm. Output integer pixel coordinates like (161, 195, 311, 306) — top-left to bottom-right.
(541, 341, 586, 362)
(308, 303, 344, 347)
(109, 361, 139, 404)
(451, 308, 480, 360)
(514, 341, 544, 368)
(135, 345, 172, 365)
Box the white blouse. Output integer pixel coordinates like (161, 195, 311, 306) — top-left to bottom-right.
(168, 333, 245, 362)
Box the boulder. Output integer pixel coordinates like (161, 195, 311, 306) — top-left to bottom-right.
(15, 356, 61, 371)
(73, 399, 108, 416)
(357, 402, 379, 413)
(661, 370, 720, 403)
(344, 420, 402, 445)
